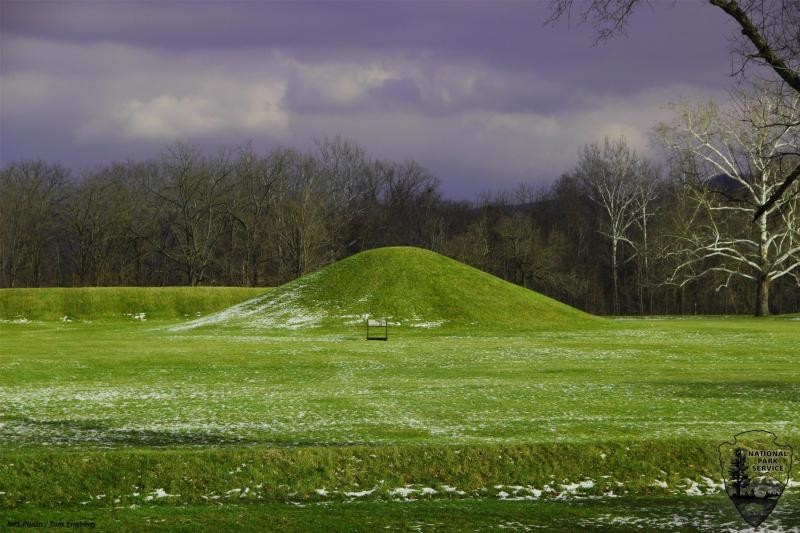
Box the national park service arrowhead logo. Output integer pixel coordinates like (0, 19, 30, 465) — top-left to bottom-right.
(719, 430, 793, 527)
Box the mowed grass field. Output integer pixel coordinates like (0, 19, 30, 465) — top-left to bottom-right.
(1, 254, 799, 530)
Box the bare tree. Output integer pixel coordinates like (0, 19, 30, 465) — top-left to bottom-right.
(0, 161, 68, 287)
(446, 217, 493, 272)
(314, 136, 373, 255)
(63, 172, 116, 285)
(273, 152, 331, 279)
(634, 160, 661, 314)
(139, 144, 234, 286)
(383, 160, 441, 246)
(315, 136, 369, 218)
(548, 0, 800, 217)
(576, 137, 651, 314)
(228, 144, 288, 286)
(658, 89, 800, 316)
(106, 161, 162, 285)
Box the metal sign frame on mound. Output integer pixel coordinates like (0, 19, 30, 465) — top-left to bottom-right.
(366, 318, 388, 340)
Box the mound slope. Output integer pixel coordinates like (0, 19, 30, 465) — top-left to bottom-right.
(175, 247, 598, 331)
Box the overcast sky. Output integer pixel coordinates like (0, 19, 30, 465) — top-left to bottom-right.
(1, 1, 740, 198)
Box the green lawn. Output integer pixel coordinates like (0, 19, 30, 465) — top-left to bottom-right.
(1, 284, 799, 530)
(4, 494, 800, 532)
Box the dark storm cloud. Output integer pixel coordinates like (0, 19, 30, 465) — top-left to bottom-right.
(1, 0, 740, 198)
(366, 78, 424, 108)
(3, 1, 735, 87)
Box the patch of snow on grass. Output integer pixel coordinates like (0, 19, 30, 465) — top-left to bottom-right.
(1, 317, 31, 324)
(700, 476, 723, 492)
(409, 320, 446, 329)
(168, 295, 264, 331)
(554, 480, 595, 499)
(562, 480, 594, 493)
(144, 488, 178, 501)
(171, 274, 326, 331)
(389, 487, 417, 498)
(344, 488, 376, 498)
(340, 313, 369, 326)
(684, 480, 703, 496)
(491, 485, 545, 501)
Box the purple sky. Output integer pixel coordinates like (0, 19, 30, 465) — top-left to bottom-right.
(1, 1, 740, 198)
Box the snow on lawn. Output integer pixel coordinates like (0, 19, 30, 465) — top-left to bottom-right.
(699, 476, 724, 493)
(0, 317, 31, 324)
(683, 479, 705, 496)
(170, 274, 325, 331)
(168, 275, 451, 331)
(144, 488, 178, 501)
(388, 487, 416, 498)
(552, 480, 596, 500)
(343, 488, 376, 498)
(5, 321, 798, 460)
(409, 320, 446, 329)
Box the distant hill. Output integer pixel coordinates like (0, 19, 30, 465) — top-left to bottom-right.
(705, 173, 750, 199)
(174, 246, 600, 332)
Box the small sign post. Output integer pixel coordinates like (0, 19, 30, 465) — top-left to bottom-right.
(366, 318, 388, 340)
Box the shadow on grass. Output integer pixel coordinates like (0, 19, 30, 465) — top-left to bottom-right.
(0, 416, 386, 448)
(1, 417, 254, 447)
(649, 381, 800, 400)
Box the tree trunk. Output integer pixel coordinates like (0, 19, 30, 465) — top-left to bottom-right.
(611, 238, 619, 315)
(247, 241, 258, 287)
(641, 205, 650, 315)
(755, 210, 770, 317)
(755, 274, 770, 317)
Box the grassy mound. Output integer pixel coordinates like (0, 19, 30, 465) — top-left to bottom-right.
(0, 287, 266, 321)
(178, 247, 598, 331)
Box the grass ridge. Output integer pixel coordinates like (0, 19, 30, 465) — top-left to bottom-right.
(0, 440, 728, 509)
(0, 287, 266, 320)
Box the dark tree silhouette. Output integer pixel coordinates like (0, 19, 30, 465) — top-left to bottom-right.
(729, 447, 751, 497)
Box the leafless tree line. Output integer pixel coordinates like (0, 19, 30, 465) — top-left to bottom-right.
(0, 137, 442, 289)
(2, 111, 798, 316)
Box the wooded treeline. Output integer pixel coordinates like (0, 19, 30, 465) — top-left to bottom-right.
(2, 127, 799, 316)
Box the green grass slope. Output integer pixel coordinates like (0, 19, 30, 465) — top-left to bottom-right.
(178, 247, 599, 331)
(0, 287, 266, 321)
